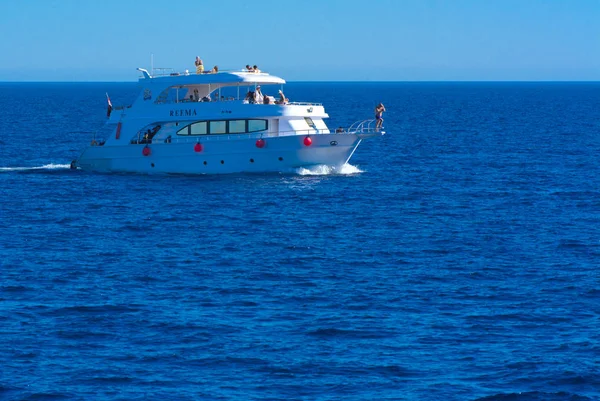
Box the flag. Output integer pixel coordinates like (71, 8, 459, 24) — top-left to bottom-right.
(106, 93, 113, 118)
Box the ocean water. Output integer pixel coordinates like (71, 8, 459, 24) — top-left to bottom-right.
(0, 81, 599, 401)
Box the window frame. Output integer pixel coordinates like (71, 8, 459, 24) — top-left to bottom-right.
(304, 117, 315, 128)
(247, 119, 268, 133)
(209, 120, 227, 135)
(175, 119, 269, 136)
(228, 119, 247, 134)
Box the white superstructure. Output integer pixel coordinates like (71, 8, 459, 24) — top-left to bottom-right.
(73, 67, 384, 174)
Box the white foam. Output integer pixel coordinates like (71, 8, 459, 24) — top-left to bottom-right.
(296, 163, 363, 176)
(0, 164, 71, 172)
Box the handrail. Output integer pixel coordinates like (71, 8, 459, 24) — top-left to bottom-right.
(347, 119, 378, 133)
(155, 98, 323, 106)
(130, 129, 326, 145)
(287, 101, 323, 106)
(146, 69, 273, 78)
(90, 119, 382, 146)
(152, 68, 176, 76)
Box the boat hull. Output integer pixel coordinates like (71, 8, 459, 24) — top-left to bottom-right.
(75, 133, 362, 174)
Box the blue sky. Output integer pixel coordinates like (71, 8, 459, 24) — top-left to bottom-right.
(0, 0, 598, 81)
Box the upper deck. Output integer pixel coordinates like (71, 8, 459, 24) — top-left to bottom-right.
(137, 68, 286, 87)
(120, 68, 322, 117)
(104, 68, 326, 126)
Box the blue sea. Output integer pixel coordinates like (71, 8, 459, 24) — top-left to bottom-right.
(1, 81, 599, 401)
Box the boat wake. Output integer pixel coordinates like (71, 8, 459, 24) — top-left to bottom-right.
(295, 163, 363, 176)
(0, 163, 362, 176)
(0, 164, 72, 172)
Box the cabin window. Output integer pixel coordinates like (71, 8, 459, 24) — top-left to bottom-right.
(176, 119, 268, 135)
(228, 120, 246, 134)
(190, 121, 207, 135)
(210, 121, 226, 134)
(177, 121, 207, 135)
(248, 119, 267, 132)
(304, 117, 315, 128)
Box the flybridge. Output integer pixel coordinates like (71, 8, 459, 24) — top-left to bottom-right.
(136, 68, 286, 85)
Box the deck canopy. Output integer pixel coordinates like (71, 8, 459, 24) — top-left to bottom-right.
(136, 68, 287, 104)
(137, 68, 286, 86)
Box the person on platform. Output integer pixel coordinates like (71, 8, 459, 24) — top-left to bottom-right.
(375, 103, 386, 130)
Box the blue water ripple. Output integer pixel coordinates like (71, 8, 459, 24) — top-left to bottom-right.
(0, 82, 599, 400)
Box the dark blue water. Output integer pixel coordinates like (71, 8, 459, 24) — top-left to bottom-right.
(1, 81, 599, 401)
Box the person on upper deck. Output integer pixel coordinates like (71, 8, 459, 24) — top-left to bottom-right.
(195, 56, 204, 74)
(244, 91, 255, 104)
(276, 89, 288, 105)
(245, 65, 254, 72)
(254, 86, 264, 104)
(210, 66, 219, 73)
(253, 65, 261, 73)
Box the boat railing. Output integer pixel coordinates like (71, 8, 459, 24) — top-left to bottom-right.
(137, 129, 326, 145)
(151, 68, 177, 77)
(93, 118, 383, 147)
(92, 119, 383, 147)
(286, 101, 323, 106)
(347, 119, 378, 133)
(127, 123, 382, 146)
(157, 98, 323, 107)
(146, 68, 274, 78)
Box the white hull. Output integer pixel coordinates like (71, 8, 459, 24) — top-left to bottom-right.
(76, 133, 361, 174)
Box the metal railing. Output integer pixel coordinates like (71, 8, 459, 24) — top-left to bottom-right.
(147, 68, 272, 78)
(151, 68, 177, 76)
(131, 129, 326, 145)
(91, 119, 381, 147)
(287, 101, 323, 106)
(345, 119, 384, 134)
(155, 98, 323, 106)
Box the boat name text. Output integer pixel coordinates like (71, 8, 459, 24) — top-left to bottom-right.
(170, 109, 198, 117)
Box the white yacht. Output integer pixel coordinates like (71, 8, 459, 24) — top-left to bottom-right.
(73, 67, 384, 174)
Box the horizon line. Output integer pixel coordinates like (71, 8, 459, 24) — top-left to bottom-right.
(1, 80, 599, 84)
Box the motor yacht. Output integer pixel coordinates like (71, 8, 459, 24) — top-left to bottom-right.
(73, 67, 384, 174)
